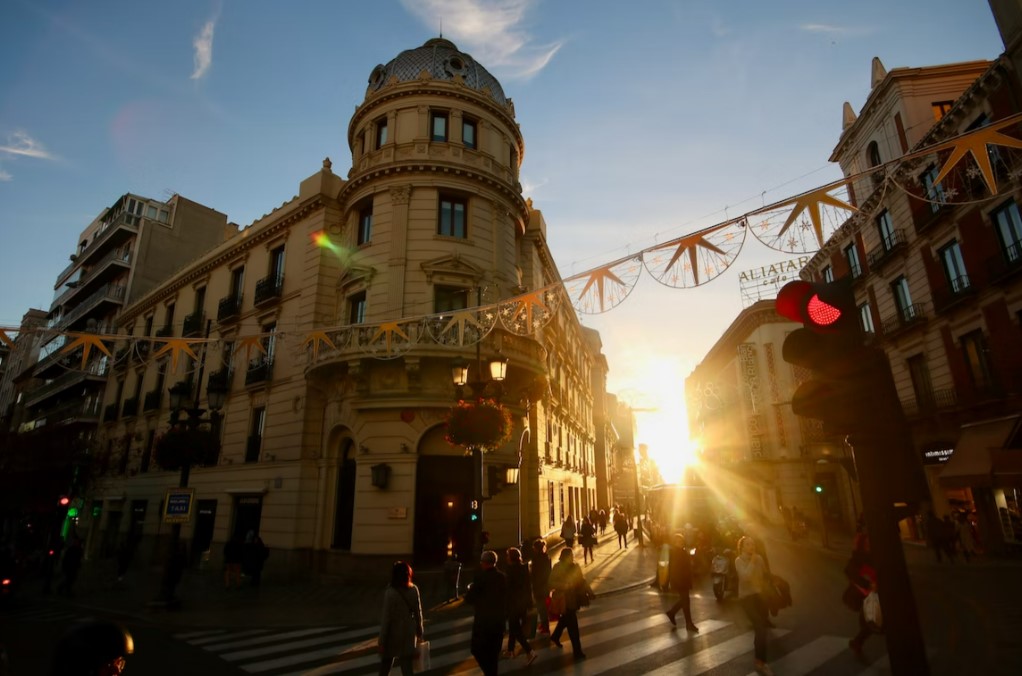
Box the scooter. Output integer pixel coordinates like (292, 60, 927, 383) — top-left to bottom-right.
(710, 548, 736, 601)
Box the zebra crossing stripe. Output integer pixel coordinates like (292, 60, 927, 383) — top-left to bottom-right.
(741, 635, 849, 676)
(643, 631, 762, 675)
(176, 629, 228, 640)
(579, 619, 733, 675)
(190, 629, 276, 647)
(202, 626, 340, 651)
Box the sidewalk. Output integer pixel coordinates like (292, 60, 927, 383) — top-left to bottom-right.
(34, 528, 657, 630)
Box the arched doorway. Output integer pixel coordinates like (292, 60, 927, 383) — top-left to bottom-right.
(414, 427, 473, 566)
(332, 438, 357, 549)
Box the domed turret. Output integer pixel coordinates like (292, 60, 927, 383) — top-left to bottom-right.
(365, 38, 508, 106)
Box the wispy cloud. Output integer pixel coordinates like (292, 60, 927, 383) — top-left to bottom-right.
(0, 130, 55, 160)
(400, 0, 562, 80)
(800, 23, 847, 34)
(0, 169, 11, 182)
(191, 19, 216, 80)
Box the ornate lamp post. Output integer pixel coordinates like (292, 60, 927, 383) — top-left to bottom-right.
(448, 351, 509, 562)
(151, 320, 226, 607)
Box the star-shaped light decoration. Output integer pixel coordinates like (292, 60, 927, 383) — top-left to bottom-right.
(61, 332, 113, 369)
(642, 219, 745, 289)
(772, 180, 856, 250)
(237, 334, 268, 365)
(932, 116, 1022, 194)
(499, 289, 557, 334)
(369, 321, 410, 356)
(562, 258, 642, 314)
(438, 309, 491, 346)
(150, 338, 199, 373)
(303, 330, 337, 361)
(0, 329, 15, 351)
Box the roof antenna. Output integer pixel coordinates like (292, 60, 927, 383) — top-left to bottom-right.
(439, 18, 443, 38)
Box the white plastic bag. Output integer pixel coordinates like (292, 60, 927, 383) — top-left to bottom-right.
(862, 591, 882, 629)
(412, 639, 431, 673)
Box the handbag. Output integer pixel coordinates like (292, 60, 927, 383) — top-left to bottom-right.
(549, 589, 567, 616)
(412, 639, 431, 673)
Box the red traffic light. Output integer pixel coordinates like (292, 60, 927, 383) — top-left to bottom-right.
(58, 496, 70, 507)
(776, 278, 857, 334)
(806, 294, 842, 327)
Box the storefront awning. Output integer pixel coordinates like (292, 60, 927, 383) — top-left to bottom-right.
(939, 415, 1021, 489)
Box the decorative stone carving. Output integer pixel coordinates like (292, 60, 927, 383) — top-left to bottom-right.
(390, 185, 411, 205)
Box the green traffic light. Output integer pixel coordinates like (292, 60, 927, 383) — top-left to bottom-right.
(67, 507, 79, 517)
(814, 485, 823, 493)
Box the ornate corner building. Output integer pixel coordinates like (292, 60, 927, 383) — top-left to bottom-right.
(76, 39, 612, 577)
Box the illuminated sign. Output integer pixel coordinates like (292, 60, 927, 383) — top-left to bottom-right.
(162, 488, 195, 524)
(922, 447, 954, 464)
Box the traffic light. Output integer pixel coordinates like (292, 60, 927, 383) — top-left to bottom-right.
(58, 496, 71, 507)
(776, 278, 869, 432)
(469, 500, 481, 523)
(813, 482, 824, 494)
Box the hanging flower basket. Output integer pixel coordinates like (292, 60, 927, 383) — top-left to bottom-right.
(154, 425, 221, 470)
(444, 399, 513, 452)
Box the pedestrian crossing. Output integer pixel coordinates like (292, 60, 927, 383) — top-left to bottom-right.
(0, 604, 91, 625)
(175, 603, 895, 676)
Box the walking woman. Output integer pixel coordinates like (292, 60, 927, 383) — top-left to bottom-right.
(580, 516, 597, 564)
(560, 515, 577, 549)
(530, 539, 552, 634)
(548, 548, 593, 661)
(504, 547, 538, 665)
(735, 536, 773, 675)
(377, 561, 424, 676)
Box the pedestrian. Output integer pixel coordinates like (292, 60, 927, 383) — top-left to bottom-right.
(664, 533, 699, 632)
(57, 537, 83, 597)
(598, 509, 608, 536)
(224, 535, 243, 589)
(580, 516, 596, 564)
(377, 561, 424, 676)
(244, 534, 269, 587)
(503, 548, 538, 665)
(735, 536, 773, 675)
(614, 508, 629, 549)
(48, 619, 134, 676)
(548, 547, 592, 660)
(530, 539, 552, 634)
(957, 512, 977, 562)
(560, 515, 576, 549)
(465, 550, 507, 676)
(924, 509, 944, 563)
(941, 515, 959, 563)
(846, 529, 879, 658)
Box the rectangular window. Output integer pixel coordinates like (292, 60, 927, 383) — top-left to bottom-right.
(462, 117, 477, 149)
(992, 200, 1022, 263)
(877, 210, 897, 251)
(821, 265, 834, 283)
(431, 111, 448, 142)
(349, 291, 367, 325)
(438, 195, 467, 238)
(932, 101, 954, 121)
(140, 430, 156, 473)
(938, 240, 969, 292)
(358, 205, 373, 246)
(144, 315, 154, 337)
(158, 209, 170, 223)
(907, 354, 935, 410)
(269, 245, 285, 280)
(230, 267, 244, 298)
(262, 322, 277, 365)
(960, 330, 994, 394)
(247, 407, 266, 463)
(146, 205, 158, 220)
(375, 117, 388, 149)
(164, 303, 175, 329)
(858, 302, 875, 334)
(434, 286, 470, 313)
(548, 481, 555, 528)
(844, 244, 862, 278)
(891, 276, 915, 322)
(921, 165, 945, 213)
(194, 287, 206, 315)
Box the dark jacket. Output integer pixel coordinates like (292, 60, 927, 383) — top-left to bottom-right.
(505, 560, 533, 615)
(530, 552, 551, 600)
(668, 544, 693, 592)
(466, 566, 507, 628)
(549, 560, 590, 612)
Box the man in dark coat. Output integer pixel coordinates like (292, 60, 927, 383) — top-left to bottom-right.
(465, 550, 507, 676)
(503, 547, 537, 664)
(530, 539, 552, 634)
(665, 533, 699, 632)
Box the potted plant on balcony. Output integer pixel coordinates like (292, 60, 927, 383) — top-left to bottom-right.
(444, 398, 513, 452)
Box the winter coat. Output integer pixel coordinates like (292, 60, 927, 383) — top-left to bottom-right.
(580, 520, 596, 547)
(505, 561, 534, 615)
(378, 585, 423, 659)
(560, 519, 576, 542)
(530, 552, 552, 600)
(549, 560, 591, 612)
(668, 544, 693, 592)
(465, 566, 507, 629)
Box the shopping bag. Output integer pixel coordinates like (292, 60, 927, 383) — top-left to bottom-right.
(862, 591, 882, 630)
(412, 640, 431, 673)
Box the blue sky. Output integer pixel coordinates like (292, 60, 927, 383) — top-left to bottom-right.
(0, 0, 1004, 468)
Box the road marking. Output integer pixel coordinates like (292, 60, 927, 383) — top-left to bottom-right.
(742, 635, 848, 676)
(190, 629, 276, 647)
(645, 630, 790, 676)
(203, 626, 340, 651)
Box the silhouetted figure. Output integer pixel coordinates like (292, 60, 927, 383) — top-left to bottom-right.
(57, 538, 84, 597)
(665, 533, 699, 632)
(49, 619, 133, 676)
(465, 550, 507, 676)
(377, 561, 423, 676)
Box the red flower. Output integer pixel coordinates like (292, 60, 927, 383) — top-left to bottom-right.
(444, 399, 513, 452)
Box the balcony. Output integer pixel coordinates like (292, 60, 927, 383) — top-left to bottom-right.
(56, 283, 127, 331)
(986, 242, 1022, 285)
(217, 294, 242, 323)
(208, 367, 233, 392)
(245, 435, 262, 463)
(155, 325, 174, 338)
(878, 303, 927, 339)
(245, 359, 273, 386)
(143, 389, 162, 412)
(865, 230, 908, 271)
(182, 311, 206, 338)
(932, 275, 976, 315)
(122, 397, 140, 418)
(902, 387, 958, 417)
(254, 274, 284, 306)
(76, 210, 141, 268)
(23, 363, 107, 408)
(104, 402, 119, 422)
(52, 246, 133, 310)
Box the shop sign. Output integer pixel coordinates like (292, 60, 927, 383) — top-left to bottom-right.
(922, 447, 954, 464)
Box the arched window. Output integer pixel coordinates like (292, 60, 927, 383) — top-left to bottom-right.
(867, 141, 882, 168)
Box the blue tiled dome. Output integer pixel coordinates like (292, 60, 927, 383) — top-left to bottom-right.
(366, 38, 507, 106)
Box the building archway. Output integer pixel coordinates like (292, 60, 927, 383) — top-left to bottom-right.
(414, 425, 472, 566)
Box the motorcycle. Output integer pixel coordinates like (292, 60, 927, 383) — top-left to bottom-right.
(710, 548, 737, 601)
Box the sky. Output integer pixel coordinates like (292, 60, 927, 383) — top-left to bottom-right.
(0, 0, 1004, 479)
